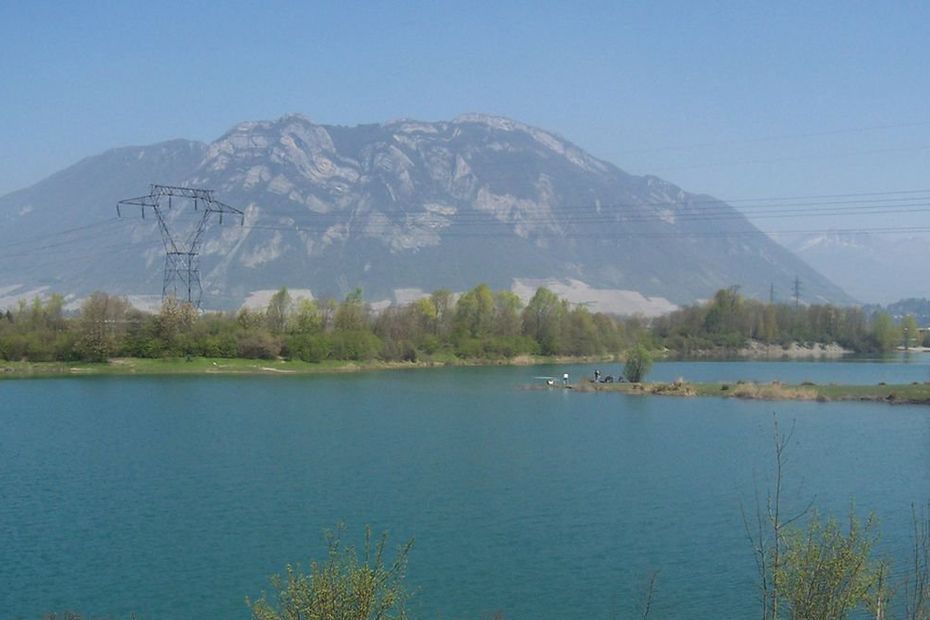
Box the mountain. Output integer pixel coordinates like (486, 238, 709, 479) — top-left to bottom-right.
(864, 298, 930, 326)
(782, 231, 930, 304)
(0, 113, 852, 313)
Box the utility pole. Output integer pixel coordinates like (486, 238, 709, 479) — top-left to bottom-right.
(769, 283, 775, 305)
(117, 184, 244, 309)
(792, 276, 801, 310)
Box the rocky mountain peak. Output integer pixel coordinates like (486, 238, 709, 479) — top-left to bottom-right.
(0, 113, 853, 311)
(452, 112, 532, 131)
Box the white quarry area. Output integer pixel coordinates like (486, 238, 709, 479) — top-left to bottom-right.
(124, 295, 164, 313)
(369, 281, 677, 317)
(0, 285, 51, 310)
(511, 279, 677, 317)
(240, 288, 315, 310)
(367, 288, 431, 312)
(0, 285, 165, 314)
(3, 281, 673, 318)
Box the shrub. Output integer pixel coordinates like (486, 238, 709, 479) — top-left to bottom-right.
(778, 512, 885, 620)
(236, 330, 281, 359)
(623, 345, 653, 383)
(248, 525, 413, 620)
(328, 330, 382, 361)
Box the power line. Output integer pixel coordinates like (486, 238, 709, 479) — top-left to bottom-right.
(0, 217, 122, 249)
(0, 223, 142, 260)
(614, 120, 930, 155)
(84, 219, 930, 239)
(1, 242, 146, 271)
(5, 186, 930, 251)
(5, 188, 930, 263)
(3, 219, 930, 272)
(119, 195, 930, 230)
(646, 143, 930, 174)
(146, 206, 930, 235)
(5, 212, 929, 259)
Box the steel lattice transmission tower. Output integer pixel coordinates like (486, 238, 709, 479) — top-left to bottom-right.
(117, 184, 244, 308)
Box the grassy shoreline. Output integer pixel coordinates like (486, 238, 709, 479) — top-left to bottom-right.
(6, 357, 927, 406)
(0, 354, 619, 380)
(572, 379, 930, 405)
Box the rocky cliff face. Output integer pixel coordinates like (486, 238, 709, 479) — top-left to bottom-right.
(0, 114, 851, 312)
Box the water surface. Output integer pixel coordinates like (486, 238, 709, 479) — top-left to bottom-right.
(2, 358, 929, 618)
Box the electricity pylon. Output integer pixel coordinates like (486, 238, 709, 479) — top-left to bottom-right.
(118, 184, 244, 308)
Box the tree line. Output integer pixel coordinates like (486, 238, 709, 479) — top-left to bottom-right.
(0, 285, 918, 364)
(0, 285, 643, 364)
(651, 287, 919, 355)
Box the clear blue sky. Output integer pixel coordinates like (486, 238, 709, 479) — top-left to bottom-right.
(2, 0, 929, 232)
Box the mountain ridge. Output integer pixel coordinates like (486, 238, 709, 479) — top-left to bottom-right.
(0, 113, 852, 312)
(784, 230, 930, 304)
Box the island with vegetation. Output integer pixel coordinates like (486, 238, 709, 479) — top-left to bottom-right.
(573, 377, 930, 405)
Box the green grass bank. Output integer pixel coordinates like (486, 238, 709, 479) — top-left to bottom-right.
(0, 353, 617, 379)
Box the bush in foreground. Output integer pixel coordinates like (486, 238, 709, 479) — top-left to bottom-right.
(248, 525, 414, 620)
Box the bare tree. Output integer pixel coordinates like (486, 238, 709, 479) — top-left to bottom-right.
(745, 414, 890, 620)
(742, 414, 812, 620)
(906, 503, 930, 620)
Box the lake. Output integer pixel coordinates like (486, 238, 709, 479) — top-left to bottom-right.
(2, 356, 930, 618)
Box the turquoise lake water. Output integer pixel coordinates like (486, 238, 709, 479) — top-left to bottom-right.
(2, 356, 930, 618)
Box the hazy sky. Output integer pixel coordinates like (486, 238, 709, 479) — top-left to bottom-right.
(2, 1, 929, 233)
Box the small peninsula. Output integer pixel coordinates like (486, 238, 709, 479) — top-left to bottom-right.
(571, 379, 930, 405)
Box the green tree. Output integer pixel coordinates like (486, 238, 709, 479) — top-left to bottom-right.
(522, 287, 565, 355)
(592, 312, 624, 355)
(565, 306, 600, 356)
(623, 344, 653, 383)
(238, 307, 265, 331)
(248, 526, 413, 620)
(453, 283, 495, 338)
(266, 287, 293, 335)
(318, 299, 339, 333)
(76, 292, 131, 361)
(372, 305, 419, 361)
(412, 296, 438, 335)
(902, 314, 919, 350)
(493, 290, 523, 339)
(430, 289, 454, 338)
(42, 293, 65, 332)
(703, 287, 743, 337)
(335, 289, 368, 332)
(156, 295, 197, 355)
(870, 312, 900, 353)
(293, 298, 322, 334)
